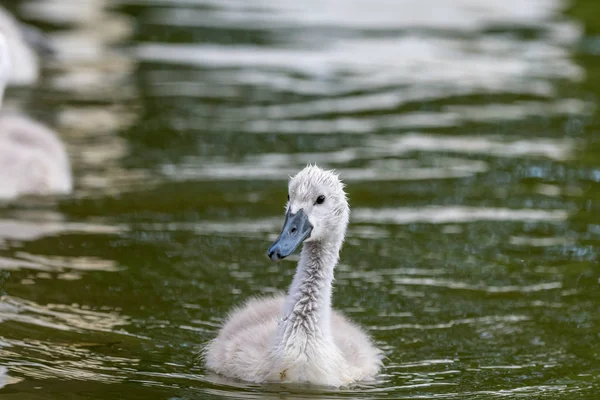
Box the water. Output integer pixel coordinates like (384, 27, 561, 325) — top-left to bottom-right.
(0, 0, 599, 398)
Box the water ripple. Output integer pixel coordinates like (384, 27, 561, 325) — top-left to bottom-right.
(0, 295, 131, 334)
(0, 218, 122, 241)
(392, 278, 562, 293)
(372, 315, 529, 331)
(353, 206, 568, 224)
(140, 0, 563, 30)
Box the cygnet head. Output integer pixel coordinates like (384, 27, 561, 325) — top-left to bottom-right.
(268, 165, 349, 262)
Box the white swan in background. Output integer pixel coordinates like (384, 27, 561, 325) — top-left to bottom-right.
(205, 165, 382, 386)
(0, 113, 72, 198)
(0, 32, 71, 199)
(0, 30, 8, 104)
(0, 5, 39, 86)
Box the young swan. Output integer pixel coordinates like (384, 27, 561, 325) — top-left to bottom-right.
(204, 165, 382, 387)
(0, 114, 72, 199)
(0, 6, 39, 86)
(0, 32, 9, 105)
(0, 32, 72, 199)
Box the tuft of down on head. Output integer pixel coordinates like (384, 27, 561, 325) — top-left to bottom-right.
(287, 164, 349, 243)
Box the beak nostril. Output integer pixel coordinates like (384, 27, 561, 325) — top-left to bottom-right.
(268, 208, 312, 262)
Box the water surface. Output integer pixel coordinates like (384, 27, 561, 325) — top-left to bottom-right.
(0, 0, 599, 398)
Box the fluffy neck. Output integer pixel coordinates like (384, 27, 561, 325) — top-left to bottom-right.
(278, 237, 343, 345)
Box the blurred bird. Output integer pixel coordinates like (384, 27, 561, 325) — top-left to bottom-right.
(0, 5, 43, 86)
(0, 29, 71, 199)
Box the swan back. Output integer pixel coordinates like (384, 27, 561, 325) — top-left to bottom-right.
(0, 114, 72, 198)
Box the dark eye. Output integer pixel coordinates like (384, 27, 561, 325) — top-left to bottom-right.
(287, 194, 290, 201)
(315, 195, 325, 205)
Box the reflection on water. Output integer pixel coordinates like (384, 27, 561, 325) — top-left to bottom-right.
(0, 295, 129, 333)
(161, 133, 575, 182)
(0, 216, 121, 241)
(0, 0, 599, 398)
(353, 206, 569, 224)
(138, 0, 573, 32)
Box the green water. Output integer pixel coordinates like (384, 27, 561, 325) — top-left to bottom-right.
(0, 0, 599, 398)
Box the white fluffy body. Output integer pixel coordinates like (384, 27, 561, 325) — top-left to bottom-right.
(0, 31, 72, 199)
(205, 165, 382, 386)
(0, 113, 72, 199)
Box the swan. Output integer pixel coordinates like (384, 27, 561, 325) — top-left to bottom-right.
(0, 113, 72, 198)
(0, 32, 72, 199)
(0, 30, 9, 105)
(0, 5, 39, 86)
(205, 165, 382, 386)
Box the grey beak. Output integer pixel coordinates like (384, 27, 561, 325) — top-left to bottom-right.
(268, 209, 313, 262)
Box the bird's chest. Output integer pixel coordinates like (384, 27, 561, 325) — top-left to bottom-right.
(268, 334, 345, 384)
